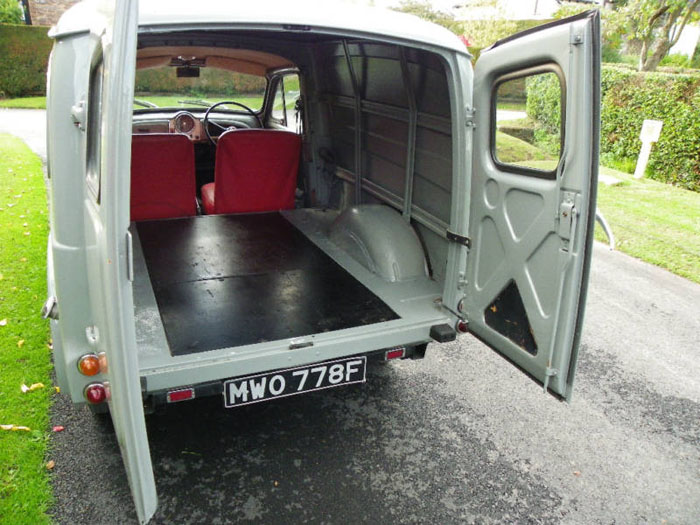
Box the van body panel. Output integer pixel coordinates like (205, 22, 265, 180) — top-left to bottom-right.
(465, 11, 600, 400)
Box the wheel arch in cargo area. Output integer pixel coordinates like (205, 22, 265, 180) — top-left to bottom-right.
(329, 205, 428, 282)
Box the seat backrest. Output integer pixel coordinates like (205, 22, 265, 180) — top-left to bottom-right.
(130, 134, 196, 221)
(214, 129, 301, 214)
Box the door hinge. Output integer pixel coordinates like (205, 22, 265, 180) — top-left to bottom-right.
(570, 27, 584, 46)
(446, 230, 471, 248)
(543, 366, 558, 392)
(126, 231, 134, 282)
(465, 107, 476, 128)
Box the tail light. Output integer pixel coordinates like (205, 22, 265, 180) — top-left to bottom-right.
(77, 353, 100, 376)
(456, 319, 468, 333)
(385, 347, 406, 360)
(167, 388, 195, 403)
(83, 383, 106, 404)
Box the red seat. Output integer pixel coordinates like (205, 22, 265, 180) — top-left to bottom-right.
(130, 134, 196, 221)
(202, 129, 301, 215)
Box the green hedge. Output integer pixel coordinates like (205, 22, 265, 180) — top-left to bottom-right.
(0, 24, 52, 98)
(527, 65, 700, 191)
(135, 67, 266, 96)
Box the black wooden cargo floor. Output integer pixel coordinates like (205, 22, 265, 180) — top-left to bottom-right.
(136, 213, 399, 356)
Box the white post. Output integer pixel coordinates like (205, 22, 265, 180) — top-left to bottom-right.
(634, 119, 663, 180)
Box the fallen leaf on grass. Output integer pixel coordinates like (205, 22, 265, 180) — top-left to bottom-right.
(17, 339, 25, 348)
(21, 383, 45, 393)
(0, 424, 31, 432)
(46, 460, 55, 470)
(20, 257, 27, 262)
(0, 319, 7, 326)
(52, 426, 65, 432)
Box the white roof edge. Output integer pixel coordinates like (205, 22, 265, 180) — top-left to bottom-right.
(51, 0, 469, 55)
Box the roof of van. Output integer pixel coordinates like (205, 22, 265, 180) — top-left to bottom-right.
(50, 0, 469, 55)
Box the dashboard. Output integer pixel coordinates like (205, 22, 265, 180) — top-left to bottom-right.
(132, 111, 257, 142)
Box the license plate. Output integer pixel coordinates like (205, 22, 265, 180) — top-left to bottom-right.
(223, 356, 367, 408)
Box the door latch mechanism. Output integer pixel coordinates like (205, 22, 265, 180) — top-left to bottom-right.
(558, 191, 579, 249)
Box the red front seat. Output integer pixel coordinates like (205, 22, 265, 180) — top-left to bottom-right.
(130, 134, 196, 221)
(202, 129, 301, 215)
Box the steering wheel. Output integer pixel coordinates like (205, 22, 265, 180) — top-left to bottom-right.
(203, 101, 264, 145)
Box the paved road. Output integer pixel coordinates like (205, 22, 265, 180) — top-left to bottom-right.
(3, 110, 699, 524)
(0, 108, 47, 162)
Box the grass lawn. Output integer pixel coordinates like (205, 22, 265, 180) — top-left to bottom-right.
(496, 101, 527, 112)
(495, 131, 552, 164)
(133, 94, 264, 111)
(0, 97, 46, 110)
(522, 160, 700, 283)
(0, 134, 53, 523)
(596, 169, 700, 283)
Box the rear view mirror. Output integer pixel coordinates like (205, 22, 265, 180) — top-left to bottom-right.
(177, 66, 200, 78)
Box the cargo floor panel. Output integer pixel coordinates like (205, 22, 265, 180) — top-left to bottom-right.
(135, 213, 400, 356)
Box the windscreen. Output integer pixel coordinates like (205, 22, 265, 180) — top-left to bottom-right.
(133, 65, 267, 111)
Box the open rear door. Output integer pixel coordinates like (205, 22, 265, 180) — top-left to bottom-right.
(82, 0, 157, 522)
(465, 11, 600, 400)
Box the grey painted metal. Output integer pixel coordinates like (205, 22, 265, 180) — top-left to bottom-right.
(46, 29, 102, 404)
(595, 209, 615, 250)
(465, 14, 599, 400)
(441, 52, 474, 319)
(399, 47, 418, 221)
(342, 39, 363, 205)
(48, 0, 157, 522)
(83, 1, 157, 522)
(50, 0, 470, 57)
(329, 205, 428, 282)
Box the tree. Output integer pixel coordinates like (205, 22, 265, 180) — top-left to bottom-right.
(0, 0, 23, 24)
(626, 0, 700, 71)
(391, 0, 462, 34)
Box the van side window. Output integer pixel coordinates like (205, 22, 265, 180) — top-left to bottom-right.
(86, 59, 104, 200)
(271, 73, 301, 132)
(493, 68, 563, 178)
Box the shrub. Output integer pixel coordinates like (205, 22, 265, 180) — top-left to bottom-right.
(526, 65, 700, 191)
(134, 67, 266, 96)
(659, 54, 691, 68)
(0, 0, 22, 24)
(0, 24, 52, 98)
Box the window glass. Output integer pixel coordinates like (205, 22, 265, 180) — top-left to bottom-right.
(86, 60, 104, 200)
(133, 66, 266, 112)
(272, 74, 301, 133)
(271, 79, 286, 123)
(494, 71, 562, 173)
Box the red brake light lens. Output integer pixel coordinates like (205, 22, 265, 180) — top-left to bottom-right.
(77, 354, 100, 376)
(167, 388, 195, 403)
(385, 348, 406, 360)
(83, 383, 106, 404)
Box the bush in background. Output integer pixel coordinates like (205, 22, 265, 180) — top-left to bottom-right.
(135, 67, 266, 96)
(527, 65, 700, 191)
(0, 24, 52, 98)
(0, 0, 23, 24)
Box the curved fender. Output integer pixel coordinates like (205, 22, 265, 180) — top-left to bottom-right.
(329, 205, 428, 282)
